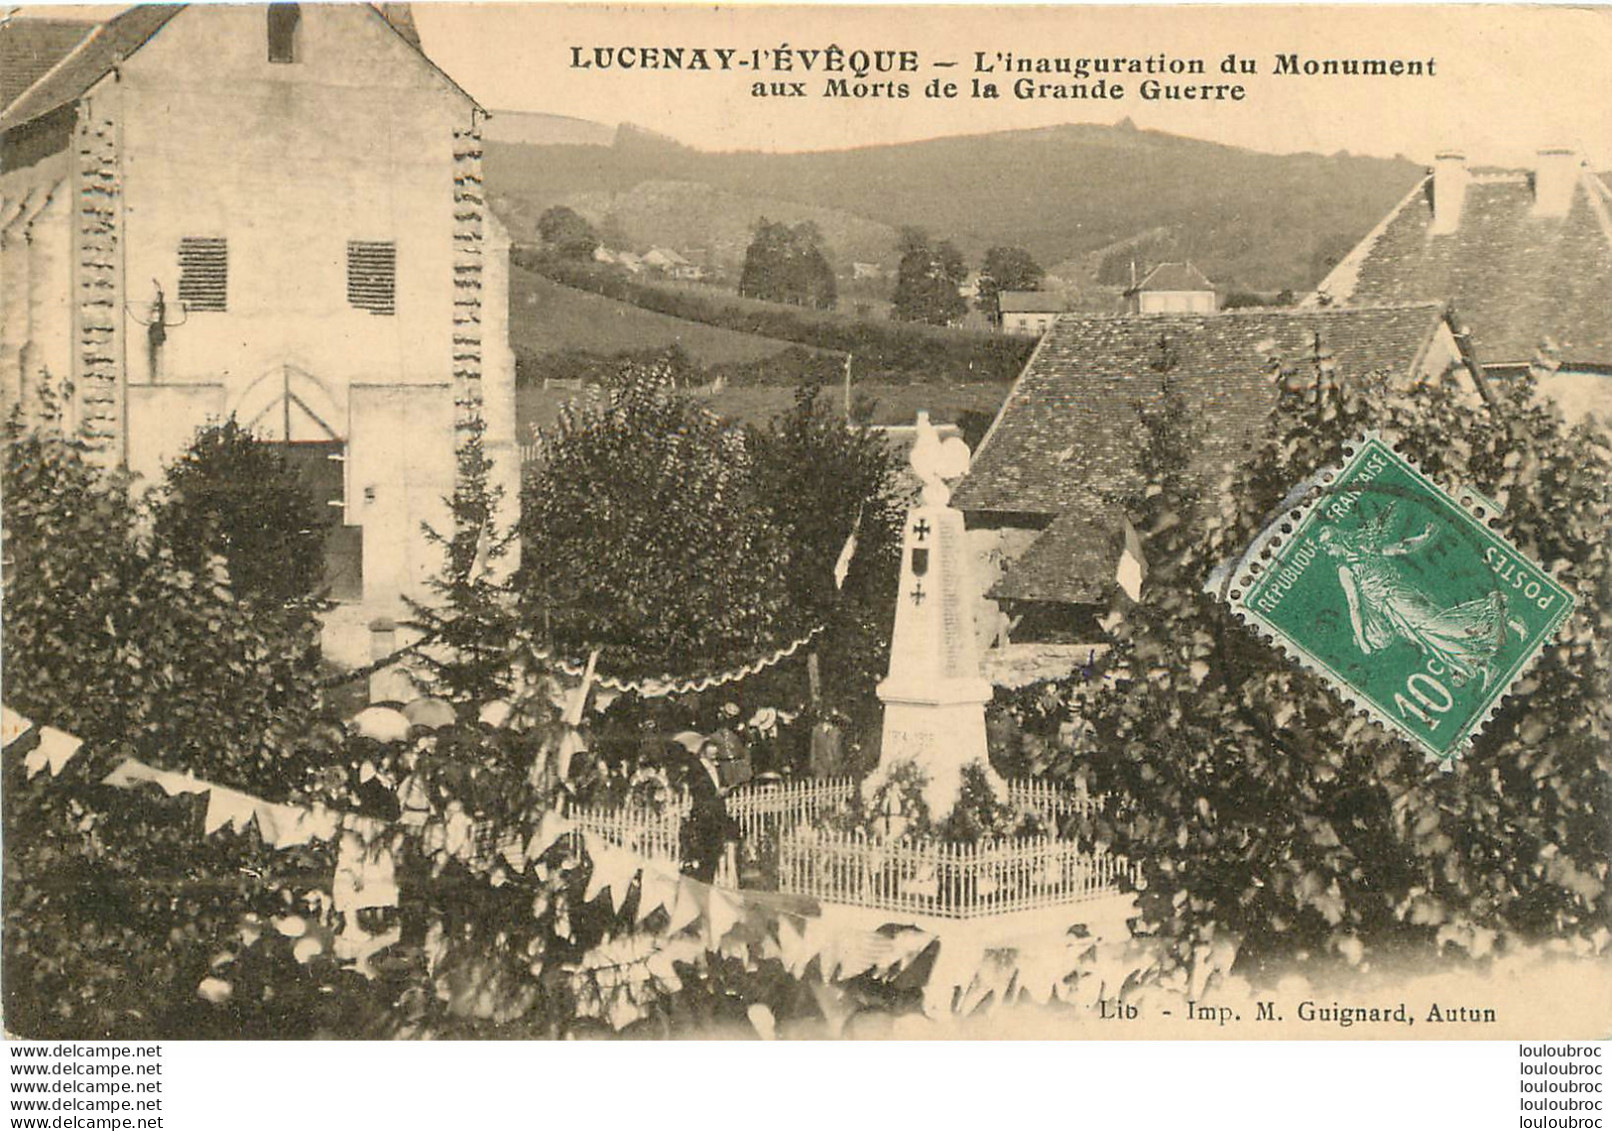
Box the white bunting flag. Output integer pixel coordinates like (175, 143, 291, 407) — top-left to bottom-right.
(252, 800, 308, 848)
(581, 832, 638, 915)
(776, 915, 811, 976)
(2, 706, 34, 750)
(23, 727, 74, 778)
(292, 804, 340, 845)
(524, 809, 575, 865)
(705, 887, 741, 946)
(665, 877, 703, 935)
(334, 831, 400, 913)
(204, 786, 258, 835)
(1116, 517, 1149, 602)
(636, 861, 681, 925)
(833, 509, 862, 591)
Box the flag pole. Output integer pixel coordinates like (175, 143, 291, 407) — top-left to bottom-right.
(843, 353, 853, 425)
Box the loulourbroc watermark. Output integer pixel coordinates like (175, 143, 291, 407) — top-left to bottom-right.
(1220, 433, 1574, 766)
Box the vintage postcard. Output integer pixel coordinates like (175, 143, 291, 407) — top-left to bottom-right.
(2, 1, 1609, 1058)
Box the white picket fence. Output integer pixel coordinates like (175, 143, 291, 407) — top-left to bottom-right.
(565, 801, 682, 865)
(724, 777, 857, 841)
(1005, 779, 1106, 824)
(559, 777, 1119, 898)
(777, 828, 1139, 918)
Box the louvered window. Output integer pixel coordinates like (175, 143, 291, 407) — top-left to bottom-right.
(346, 241, 396, 316)
(177, 238, 228, 312)
(267, 3, 301, 63)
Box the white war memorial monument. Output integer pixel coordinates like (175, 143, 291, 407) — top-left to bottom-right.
(870, 413, 1000, 817)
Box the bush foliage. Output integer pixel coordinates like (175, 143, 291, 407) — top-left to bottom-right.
(152, 417, 327, 607)
(2, 417, 324, 795)
(516, 362, 794, 679)
(1037, 357, 1611, 974)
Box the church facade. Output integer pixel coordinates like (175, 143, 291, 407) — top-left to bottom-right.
(0, 3, 519, 628)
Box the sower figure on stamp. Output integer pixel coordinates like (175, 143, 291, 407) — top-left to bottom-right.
(1318, 505, 1526, 690)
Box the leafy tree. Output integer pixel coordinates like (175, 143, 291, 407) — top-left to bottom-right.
(739, 218, 837, 310)
(516, 363, 793, 680)
(1045, 346, 1611, 977)
(2, 409, 324, 794)
(976, 246, 1044, 327)
(537, 205, 601, 261)
(891, 228, 967, 326)
(748, 385, 908, 722)
(153, 417, 327, 607)
(406, 415, 521, 706)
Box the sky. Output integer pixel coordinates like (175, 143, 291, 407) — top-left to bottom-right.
(11, 2, 1612, 166)
(407, 2, 1612, 166)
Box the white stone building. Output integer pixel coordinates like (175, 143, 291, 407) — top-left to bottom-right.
(998, 290, 1067, 336)
(0, 4, 519, 637)
(1126, 261, 1219, 314)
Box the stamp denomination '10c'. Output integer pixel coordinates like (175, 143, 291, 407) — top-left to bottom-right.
(1226, 434, 1574, 765)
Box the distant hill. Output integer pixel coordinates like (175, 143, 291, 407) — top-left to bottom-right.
(484, 121, 1425, 292)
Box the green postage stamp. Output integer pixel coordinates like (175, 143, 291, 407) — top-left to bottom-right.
(1224, 434, 1575, 765)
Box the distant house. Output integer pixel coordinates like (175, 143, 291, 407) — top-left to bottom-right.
(951, 304, 1480, 650)
(1310, 149, 1612, 422)
(999, 291, 1067, 336)
(642, 246, 689, 274)
(614, 251, 645, 275)
(1127, 261, 1218, 314)
(852, 261, 884, 280)
(0, 3, 519, 633)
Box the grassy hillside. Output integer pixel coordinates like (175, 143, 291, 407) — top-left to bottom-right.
(564, 181, 899, 274)
(509, 265, 800, 363)
(486, 122, 1424, 292)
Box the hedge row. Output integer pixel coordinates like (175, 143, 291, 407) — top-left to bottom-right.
(514, 250, 1035, 384)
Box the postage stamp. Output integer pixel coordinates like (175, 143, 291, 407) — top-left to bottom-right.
(1224, 433, 1575, 765)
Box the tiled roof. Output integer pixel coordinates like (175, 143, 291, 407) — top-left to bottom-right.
(954, 303, 1448, 519)
(999, 290, 1067, 314)
(1, 3, 475, 135)
(1319, 170, 1612, 365)
(1136, 261, 1215, 293)
(0, 18, 94, 114)
(988, 505, 1124, 605)
(962, 303, 1453, 605)
(0, 6, 181, 132)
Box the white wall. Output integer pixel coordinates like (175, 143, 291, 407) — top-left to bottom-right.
(1134, 293, 1218, 314)
(1139, 290, 1218, 314)
(117, 5, 468, 403)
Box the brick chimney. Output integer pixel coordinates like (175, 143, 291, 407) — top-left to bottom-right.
(1532, 148, 1581, 218)
(1429, 151, 1468, 234)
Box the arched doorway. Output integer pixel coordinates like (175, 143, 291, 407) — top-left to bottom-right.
(230, 364, 362, 602)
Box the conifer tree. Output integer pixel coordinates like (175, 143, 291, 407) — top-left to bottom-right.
(408, 415, 520, 705)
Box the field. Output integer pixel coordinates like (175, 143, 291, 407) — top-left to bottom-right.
(516, 382, 1012, 441)
(509, 265, 805, 364)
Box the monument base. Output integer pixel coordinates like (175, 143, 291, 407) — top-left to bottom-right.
(872, 678, 998, 819)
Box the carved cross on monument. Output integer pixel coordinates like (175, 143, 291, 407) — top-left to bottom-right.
(912, 518, 932, 542)
(909, 584, 927, 607)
